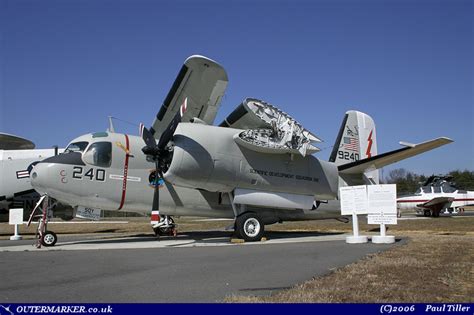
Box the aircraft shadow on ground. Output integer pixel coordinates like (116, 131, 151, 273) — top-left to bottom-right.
(56, 230, 345, 246)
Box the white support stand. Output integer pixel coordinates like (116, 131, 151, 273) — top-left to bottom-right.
(9, 208, 24, 241)
(371, 223, 395, 244)
(10, 224, 23, 241)
(346, 213, 368, 244)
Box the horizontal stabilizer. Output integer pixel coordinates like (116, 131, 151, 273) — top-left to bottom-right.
(339, 137, 453, 174)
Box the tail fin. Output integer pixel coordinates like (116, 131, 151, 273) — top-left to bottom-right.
(329, 110, 379, 184)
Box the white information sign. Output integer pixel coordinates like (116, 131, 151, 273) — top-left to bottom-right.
(340, 185, 368, 215)
(367, 184, 397, 225)
(9, 208, 24, 225)
(76, 206, 102, 221)
(368, 214, 398, 225)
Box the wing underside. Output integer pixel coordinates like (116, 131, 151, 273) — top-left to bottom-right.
(150, 55, 228, 140)
(418, 196, 454, 209)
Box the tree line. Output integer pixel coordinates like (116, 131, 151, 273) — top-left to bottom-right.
(384, 169, 474, 195)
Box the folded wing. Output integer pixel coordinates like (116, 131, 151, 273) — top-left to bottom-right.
(221, 98, 322, 156)
(150, 55, 228, 140)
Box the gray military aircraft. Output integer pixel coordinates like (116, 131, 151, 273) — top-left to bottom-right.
(30, 55, 453, 242)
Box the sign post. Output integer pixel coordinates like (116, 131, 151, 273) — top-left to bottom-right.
(367, 184, 397, 244)
(9, 208, 24, 241)
(340, 185, 368, 244)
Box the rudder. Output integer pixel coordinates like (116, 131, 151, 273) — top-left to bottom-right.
(329, 110, 379, 184)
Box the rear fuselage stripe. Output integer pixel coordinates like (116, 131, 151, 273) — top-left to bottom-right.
(117, 134, 130, 210)
(397, 198, 474, 204)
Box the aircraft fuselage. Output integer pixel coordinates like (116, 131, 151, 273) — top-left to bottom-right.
(30, 126, 342, 223)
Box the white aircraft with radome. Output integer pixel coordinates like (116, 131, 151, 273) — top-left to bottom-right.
(30, 55, 453, 242)
(0, 133, 65, 214)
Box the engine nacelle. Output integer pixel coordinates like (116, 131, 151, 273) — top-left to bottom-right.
(164, 123, 339, 200)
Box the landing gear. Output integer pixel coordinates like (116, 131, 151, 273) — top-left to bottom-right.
(152, 216, 177, 237)
(423, 209, 441, 217)
(235, 212, 264, 242)
(227, 192, 266, 242)
(27, 195, 58, 248)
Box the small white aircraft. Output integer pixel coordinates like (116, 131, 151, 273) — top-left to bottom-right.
(29, 55, 453, 244)
(397, 176, 474, 217)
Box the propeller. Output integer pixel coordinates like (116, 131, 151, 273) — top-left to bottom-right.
(142, 98, 188, 213)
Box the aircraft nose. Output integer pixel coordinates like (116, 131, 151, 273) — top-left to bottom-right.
(30, 162, 50, 194)
(30, 152, 85, 195)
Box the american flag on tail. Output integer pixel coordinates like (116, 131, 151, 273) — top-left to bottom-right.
(342, 137, 359, 152)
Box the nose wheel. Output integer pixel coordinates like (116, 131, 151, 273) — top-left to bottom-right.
(41, 231, 58, 247)
(27, 195, 59, 248)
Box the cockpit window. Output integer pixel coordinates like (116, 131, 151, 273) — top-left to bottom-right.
(441, 182, 456, 193)
(85, 142, 112, 167)
(65, 141, 89, 153)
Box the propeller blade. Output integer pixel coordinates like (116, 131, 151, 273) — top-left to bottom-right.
(151, 162, 161, 211)
(141, 126, 156, 148)
(157, 97, 188, 149)
(152, 179, 160, 211)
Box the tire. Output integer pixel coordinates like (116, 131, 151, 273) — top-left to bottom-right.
(41, 231, 58, 247)
(235, 213, 264, 242)
(154, 227, 174, 236)
(153, 217, 175, 236)
(423, 210, 431, 217)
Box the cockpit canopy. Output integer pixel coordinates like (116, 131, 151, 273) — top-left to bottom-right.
(415, 178, 459, 194)
(64, 133, 113, 168)
(83, 142, 112, 167)
(65, 141, 89, 153)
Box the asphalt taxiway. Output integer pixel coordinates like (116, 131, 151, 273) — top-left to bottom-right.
(0, 231, 403, 302)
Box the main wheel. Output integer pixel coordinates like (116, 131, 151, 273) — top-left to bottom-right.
(235, 213, 264, 242)
(41, 231, 57, 247)
(423, 210, 432, 217)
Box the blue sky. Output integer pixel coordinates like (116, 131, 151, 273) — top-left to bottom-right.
(1, 0, 472, 176)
